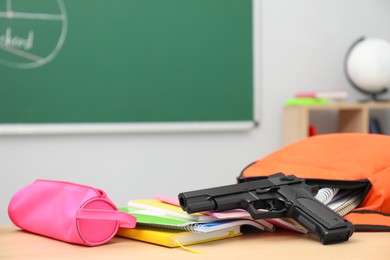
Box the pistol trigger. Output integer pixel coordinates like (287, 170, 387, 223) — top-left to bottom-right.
(267, 200, 276, 210)
(246, 201, 287, 220)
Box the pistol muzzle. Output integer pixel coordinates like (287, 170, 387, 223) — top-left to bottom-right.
(178, 193, 216, 214)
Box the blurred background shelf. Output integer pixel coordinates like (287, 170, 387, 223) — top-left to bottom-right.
(283, 103, 390, 145)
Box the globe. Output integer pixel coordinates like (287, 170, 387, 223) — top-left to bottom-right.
(345, 37, 390, 101)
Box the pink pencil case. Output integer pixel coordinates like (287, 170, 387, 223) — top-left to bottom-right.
(8, 179, 136, 246)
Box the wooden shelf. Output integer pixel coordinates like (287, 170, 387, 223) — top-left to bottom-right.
(283, 102, 390, 145)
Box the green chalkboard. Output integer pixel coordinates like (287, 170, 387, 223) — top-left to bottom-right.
(0, 0, 253, 125)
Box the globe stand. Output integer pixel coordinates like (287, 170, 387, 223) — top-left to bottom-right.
(346, 77, 389, 102)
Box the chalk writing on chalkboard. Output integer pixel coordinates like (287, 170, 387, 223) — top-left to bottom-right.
(0, 0, 67, 69)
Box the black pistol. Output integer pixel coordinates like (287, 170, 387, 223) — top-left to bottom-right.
(178, 173, 354, 245)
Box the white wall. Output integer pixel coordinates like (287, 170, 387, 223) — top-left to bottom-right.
(1, 0, 390, 224)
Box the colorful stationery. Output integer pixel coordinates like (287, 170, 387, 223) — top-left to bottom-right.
(117, 226, 242, 250)
(127, 199, 216, 222)
(295, 90, 348, 99)
(154, 196, 302, 233)
(285, 97, 327, 106)
(119, 205, 273, 233)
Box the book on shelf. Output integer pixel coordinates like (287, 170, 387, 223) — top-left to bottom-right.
(117, 225, 242, 249)
(286, 90, 348, 107)
(369, 116, 383, 134)
(285, 97, 327, 106)
(295, 90, 348, 99)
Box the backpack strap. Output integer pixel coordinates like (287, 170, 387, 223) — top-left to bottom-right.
(346, 210, 390, 231)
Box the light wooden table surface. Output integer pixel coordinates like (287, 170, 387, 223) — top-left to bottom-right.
(1, 225, 389, 260)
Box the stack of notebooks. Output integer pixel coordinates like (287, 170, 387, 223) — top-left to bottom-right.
(285, 89, 348, 106)
(117, 199, 275, 250)
(117, 187, 362, 250)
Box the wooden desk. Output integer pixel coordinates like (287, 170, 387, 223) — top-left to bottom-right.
(1, 225, 389, 260)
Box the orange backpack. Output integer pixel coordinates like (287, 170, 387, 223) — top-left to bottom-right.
(239, 133, 390, 230)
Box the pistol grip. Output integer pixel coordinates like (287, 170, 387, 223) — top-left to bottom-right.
(292, 197, 354, 244)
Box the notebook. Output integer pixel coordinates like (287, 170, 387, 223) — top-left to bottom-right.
(127, 199, 216, 222)
(119, 206, 274, 233)
(117, 226, 242, 248)
(325, 189, 363, 216)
